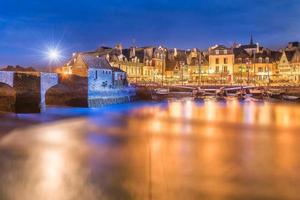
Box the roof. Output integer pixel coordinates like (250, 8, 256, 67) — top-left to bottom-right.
(111, 67, 125, 72)
(81, 55, 112, 69)
(288, 41, 300, 48)
(233, 48, 250, 58)
(285, 51, 296, 62)
(211, 45, 228, 50)
(240, 44, 257, 49)
(270, 51, 282, 62)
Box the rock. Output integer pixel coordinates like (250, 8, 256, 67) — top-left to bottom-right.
(0, 83, 16, 112)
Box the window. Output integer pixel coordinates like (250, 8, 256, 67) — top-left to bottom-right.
(216, 66, 219, 73)
(258, 67, 263, 72)
(216, 50, 219, 55)
(224, 50, 227, 54)
(224, 58, 228, 64)
(216, 58, 219, 64)
(259, 57, 262, 63)
(224, 66, 228, 73)
(95, 70, 98, 80)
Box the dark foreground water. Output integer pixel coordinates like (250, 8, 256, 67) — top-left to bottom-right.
(0, 98, 300, 200)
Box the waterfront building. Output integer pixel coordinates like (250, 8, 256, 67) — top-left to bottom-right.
(63, 52, 127, 89)
(252, 50, 281, 84)
(232, 36, 282, 85)
(233, 47, 253, 84)
(186, 49, 209, 84)
(208, 45, 234, 84)
(164, 48, 189, 84)
(278, 49, 300, 83)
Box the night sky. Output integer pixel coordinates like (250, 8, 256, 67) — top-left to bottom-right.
(0, 0, 299, 67)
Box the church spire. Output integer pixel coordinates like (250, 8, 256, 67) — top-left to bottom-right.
(250, 34, 254, 45)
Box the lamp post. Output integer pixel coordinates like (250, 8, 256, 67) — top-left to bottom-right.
(198, 53, 202, 86)
(180, 62, 184, 86)
(267, 65, 270, 86)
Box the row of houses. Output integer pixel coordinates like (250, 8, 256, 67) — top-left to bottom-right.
(61, 38, 300, 85)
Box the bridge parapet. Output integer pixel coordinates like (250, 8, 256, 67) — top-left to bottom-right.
(0, 71, 59, 113)
(0, 71, 14, 87)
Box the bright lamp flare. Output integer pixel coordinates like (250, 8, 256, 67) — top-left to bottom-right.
(48, 49, 60, 61)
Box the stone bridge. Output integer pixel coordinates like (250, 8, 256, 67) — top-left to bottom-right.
(0, 71, 58, 113)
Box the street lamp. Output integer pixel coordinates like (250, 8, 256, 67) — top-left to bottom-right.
(46, 48, 62, 72)
(47, 48, 61, 62)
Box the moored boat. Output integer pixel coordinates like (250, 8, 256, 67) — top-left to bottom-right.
(282, 95, 300, 101)
(151, 86, 197, 100)
(250, 89, 265, 100)
(151, 88, 169, 100)
(266, 89, 285, 100)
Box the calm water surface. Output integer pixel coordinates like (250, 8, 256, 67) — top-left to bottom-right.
(0, 99, 300, 200)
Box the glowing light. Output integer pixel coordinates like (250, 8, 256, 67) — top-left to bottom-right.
(47, 48, 61, 61)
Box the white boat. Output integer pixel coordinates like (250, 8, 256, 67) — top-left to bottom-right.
(151, 88, 169, 100)
(282, 95, 300, 101)
(152, 87, 196, 100)
(154, 88, 169, 95)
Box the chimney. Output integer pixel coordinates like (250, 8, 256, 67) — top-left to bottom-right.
(174, 48, 178, 56)
(256, 43, 259, 53)
(130, 47, 136, 58)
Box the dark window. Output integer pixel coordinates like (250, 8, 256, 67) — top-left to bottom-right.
(224, 58, 228, 64)
(216, 58, 219, 64)
(95, 70, 98, 79)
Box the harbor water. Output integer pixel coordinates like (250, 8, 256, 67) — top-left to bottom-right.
(0, 98, 300, 200)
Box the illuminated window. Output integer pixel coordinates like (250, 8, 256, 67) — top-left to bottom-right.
(265, 57, 269, 63)
(224, 66, 228, 72)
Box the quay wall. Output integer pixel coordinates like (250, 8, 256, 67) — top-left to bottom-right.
(88, 87, 136, 107)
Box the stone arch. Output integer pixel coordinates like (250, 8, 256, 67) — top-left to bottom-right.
(40, 73, 58, 109)
(0, 83, 16, 112)
(46, 75, 88, 107)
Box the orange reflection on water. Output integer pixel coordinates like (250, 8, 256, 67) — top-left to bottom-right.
(2, 100, 300, 200)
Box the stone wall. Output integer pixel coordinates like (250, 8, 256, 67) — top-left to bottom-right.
(13, 73, 41, 113)
(88, 69, 113, 96)
(0, 71, 58, 113)
(88, 87, 136, 107)
(0, 71, 14, 87)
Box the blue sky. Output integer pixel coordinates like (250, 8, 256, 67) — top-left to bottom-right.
(0, 0, 299, 67)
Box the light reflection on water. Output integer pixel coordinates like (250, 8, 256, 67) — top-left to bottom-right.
(0, 99, 300, 199)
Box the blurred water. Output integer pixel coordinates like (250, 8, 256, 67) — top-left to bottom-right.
(0, 99, 300, 200)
